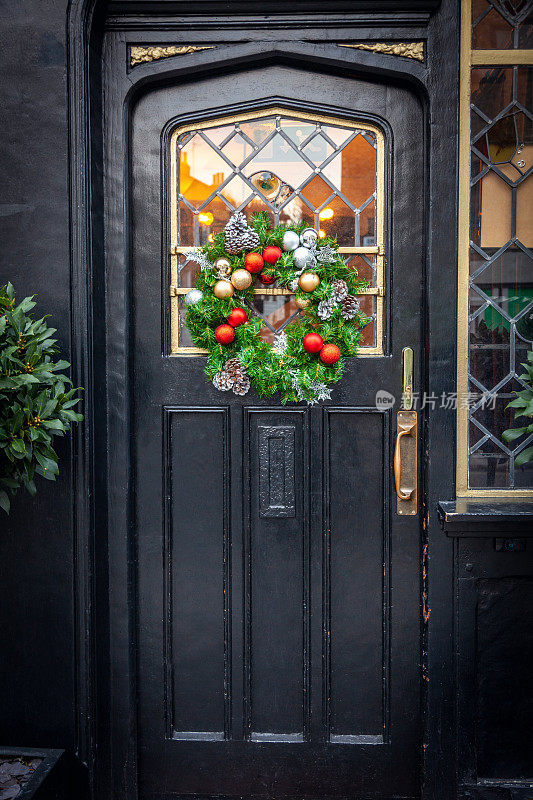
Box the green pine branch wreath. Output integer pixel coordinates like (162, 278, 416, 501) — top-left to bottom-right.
(185, 211, 372, 404)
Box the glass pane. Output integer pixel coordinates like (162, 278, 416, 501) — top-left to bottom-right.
(471, 378, 520, 441)
(322, 133, 376, 210)
(471, 0, 533, 49)
(470, 69, 533, 256)
(472, 0, 489, 23)
(357, 295, 376, 348)
(178, 253, 200, 288)
(345, 254, 376, 285)
(469, 452, 511, 488)
(471, 67, 513, 120)
(471, 172, 513, 249)
(515, 459, 533, 486)
(178, 297, 195, 348)
(517, 174, 533, 246)
(471, 248, 533, 321)
(250, 295, 301, 337)
(472, 7, 513, 49)
(172, 111, 383, 357)
(469, 302, 511, 391)
(467, 23, 533, 489)
(179, 138, 228, 209)
(176, 114, 379, 248)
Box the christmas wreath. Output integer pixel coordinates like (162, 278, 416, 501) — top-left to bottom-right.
(184, 212, 370, 404)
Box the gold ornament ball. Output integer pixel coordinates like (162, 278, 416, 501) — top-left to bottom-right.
(213, 279, 235, 299)
(214, 257, 231, 276)
(231, 268, 253, 291)
(298, 272, 320, 293)
(295, 296, 310, 309)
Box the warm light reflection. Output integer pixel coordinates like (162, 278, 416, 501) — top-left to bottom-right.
(177, 115, 378, 249)
(318, 230, 326, 238)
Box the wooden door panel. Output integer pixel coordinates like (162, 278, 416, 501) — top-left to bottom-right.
(166, 408, 230, 740)
(326, 408, 388, 743)
(246, 409, 308, 741)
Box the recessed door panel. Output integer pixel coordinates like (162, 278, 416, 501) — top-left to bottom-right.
(326, 408, 388, 742)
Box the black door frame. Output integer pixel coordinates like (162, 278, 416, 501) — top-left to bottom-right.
(67, 2, 458, 798)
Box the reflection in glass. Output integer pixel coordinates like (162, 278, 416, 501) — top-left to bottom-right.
(468, 61, 533, 487)
(252, 296, 302, 344)
(176, 115, 377, 248)
(173, 112, 381, 353)
(472, 0, 533, 49)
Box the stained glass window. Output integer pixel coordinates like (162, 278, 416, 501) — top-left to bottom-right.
(472, 0, 533, 49)
(169, 109, 385, 354)
(461, 0, 533, 491)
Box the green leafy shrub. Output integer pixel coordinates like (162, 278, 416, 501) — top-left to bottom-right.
(502, 350, 533, 465)
(0, 283, 83, 513)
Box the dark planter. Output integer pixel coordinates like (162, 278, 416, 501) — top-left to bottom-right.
(0, 749, 83, 800)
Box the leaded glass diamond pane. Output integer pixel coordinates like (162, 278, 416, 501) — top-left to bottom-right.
(358, 295, 377, 348)
(176, 113, 378, 245)
(301, 134, 335, 164)
(467, 62, 533, 488)
(220, 133, 253, 165)
(250, 296, 301, 342)
(219, 175, 252, 207)
(172, 109, 383, 354)
(472, 0, 533, 49)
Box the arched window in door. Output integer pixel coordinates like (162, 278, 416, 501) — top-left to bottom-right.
(169, 108, 385, 355)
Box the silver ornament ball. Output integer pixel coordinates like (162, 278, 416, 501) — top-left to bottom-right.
(300, 228, 319, 249)
(282, 230, 301, 252)
(184, 288, 204, 307)
(292, 246, 317, 271)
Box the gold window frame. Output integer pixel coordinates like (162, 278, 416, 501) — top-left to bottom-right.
(168, 106, 386, 356)
(456, 0, 533, 497)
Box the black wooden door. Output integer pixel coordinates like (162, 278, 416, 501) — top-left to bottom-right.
(131, 64, 423, 800)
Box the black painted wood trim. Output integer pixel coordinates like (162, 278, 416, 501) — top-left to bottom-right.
(67, 0, 98, 783)
(438, 500, 533, 535)
(107, 0, 441, 15)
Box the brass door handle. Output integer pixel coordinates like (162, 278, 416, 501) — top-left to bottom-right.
(394, 412, 417, 502)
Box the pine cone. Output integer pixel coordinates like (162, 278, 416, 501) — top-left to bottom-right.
(318, 300, 334, 320)
(331, 279, 349, 302)
(224, 212, 260, 254)
(340, 295, 360, 320)
(232, 374, 251, 396)
(213, 371, 234, 391)
(225, 357, 246, 380)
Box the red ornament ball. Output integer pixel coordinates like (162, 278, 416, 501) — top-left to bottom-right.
(215, 324, 236, 345)
(259, 273, 276, 285)
(245, 252, 264, 273)
(263, 245, 283, 265)
(303, 332, 324, 353)
(227, 307, 248, 327)
(320, 343, 341, 365)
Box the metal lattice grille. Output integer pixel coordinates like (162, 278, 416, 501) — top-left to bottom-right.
(169, 108, 385, 354)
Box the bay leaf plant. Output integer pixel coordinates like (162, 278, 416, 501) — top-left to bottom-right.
(0, 283, 83, 513)
(502, 350, 533, 465)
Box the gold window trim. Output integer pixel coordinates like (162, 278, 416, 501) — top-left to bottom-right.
(456, 0, 533, 497)
(169, 106, 386, 356)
